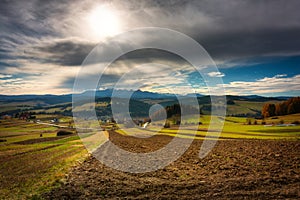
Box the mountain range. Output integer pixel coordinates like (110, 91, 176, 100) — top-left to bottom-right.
(0, 89, 291, 106)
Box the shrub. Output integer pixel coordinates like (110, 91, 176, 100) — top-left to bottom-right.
(292, 120, 300, 125)
(175, 120, 181, 125)
(246, 118, 252, 125)
(261, 121, 266, 125)
(57, 130, 73, 136)
(164, 122, 170, 128)
(227, 100, 235, 105)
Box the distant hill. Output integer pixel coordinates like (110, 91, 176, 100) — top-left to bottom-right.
(0, 94, 72, 104)
(0, 90, 292, 117)
(0, 90, 290, 104)
(91, 89, 178, 99)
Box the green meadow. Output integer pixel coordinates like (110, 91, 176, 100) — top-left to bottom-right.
(0, 117, 87, 199)
(117, 114, 300, 140)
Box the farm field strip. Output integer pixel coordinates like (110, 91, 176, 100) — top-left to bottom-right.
(115, 117, 300, 140)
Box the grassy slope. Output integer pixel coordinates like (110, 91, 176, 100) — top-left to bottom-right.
(118, 114, 300, 140)
(0, 118, 88, 199)
(226, 100, 282, 116)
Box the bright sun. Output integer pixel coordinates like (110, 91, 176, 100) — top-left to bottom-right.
(88, 5, 121, 39)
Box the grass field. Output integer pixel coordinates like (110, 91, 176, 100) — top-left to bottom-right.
(117, 114, 300, 140)
(0, 118, 88, 199)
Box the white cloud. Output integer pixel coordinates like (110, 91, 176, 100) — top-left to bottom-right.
(104, 63, 193, 94)
(207, 71, 225, 78)
(274, 74, 287, 78)
(221, 74, 300, 95)
(0, 74, 12, 79)
(0, 64, 79, 95)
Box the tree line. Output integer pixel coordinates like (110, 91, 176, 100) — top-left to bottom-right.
(262, 97, 300, 118)
(150, 104, 200, 121)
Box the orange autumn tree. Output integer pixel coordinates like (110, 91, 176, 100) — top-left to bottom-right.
(262, 103, 276, 118)
(262, 97, 300, 118)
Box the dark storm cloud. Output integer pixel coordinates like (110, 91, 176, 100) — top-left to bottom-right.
(198, 27, 300, 61)
(0, 61, 14, 67)
(61, 73, 121, 89)
(34, 38, 190, 67)
(0, 0, 60, 69)
(115, 49, 189, 65)
(115, 0, 300, 61)
(0, 1, 59, 39)
(35, 40, 96, 66)
(1, 0, 300, 68)
(0, 0, 80, 35)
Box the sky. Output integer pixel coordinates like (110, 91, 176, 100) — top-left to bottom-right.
(0, 0, 300, 96)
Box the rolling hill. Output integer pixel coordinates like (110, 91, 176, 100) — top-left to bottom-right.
(0, 90, 292, 117)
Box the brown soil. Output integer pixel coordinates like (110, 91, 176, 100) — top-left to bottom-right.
(43, 131, 300, 199)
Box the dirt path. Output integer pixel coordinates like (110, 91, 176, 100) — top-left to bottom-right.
(43, 132, 300, 199)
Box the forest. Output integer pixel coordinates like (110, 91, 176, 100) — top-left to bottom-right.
(262, 97, 300, 118)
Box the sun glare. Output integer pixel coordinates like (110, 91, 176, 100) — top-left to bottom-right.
(88, 5, 121, 39)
